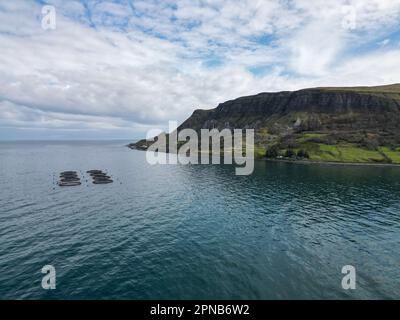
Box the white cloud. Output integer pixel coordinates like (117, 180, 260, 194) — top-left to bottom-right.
(0, 0, 400, 139)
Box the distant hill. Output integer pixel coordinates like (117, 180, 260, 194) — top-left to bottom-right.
(130, 84, 400, 164)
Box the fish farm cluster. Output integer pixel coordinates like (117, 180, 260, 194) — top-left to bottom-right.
(87, 170, 114, 184)
(58, 171, 82, 187)
(56, 170, 113, 187)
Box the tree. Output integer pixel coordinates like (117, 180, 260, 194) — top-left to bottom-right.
(297, 149, 310, 159)
(266, 145, 279, 158)
(285, 149, 296, 158)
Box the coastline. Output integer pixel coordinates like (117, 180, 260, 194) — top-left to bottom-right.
(128, 145, 400, 168)
(262, 158, 400, 168)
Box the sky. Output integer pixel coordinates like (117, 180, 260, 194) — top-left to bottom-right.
(1, 0, 400, 140)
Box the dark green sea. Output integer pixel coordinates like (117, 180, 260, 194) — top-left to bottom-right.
(0, 141, 399, 299)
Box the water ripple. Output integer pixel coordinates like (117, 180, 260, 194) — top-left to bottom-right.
(0, 141, 399, 299)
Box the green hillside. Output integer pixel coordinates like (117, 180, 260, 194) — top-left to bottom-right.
(130, 84, 400, 164)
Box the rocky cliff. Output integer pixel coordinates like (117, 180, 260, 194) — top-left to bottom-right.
(178, 84, 400, 133)
(130, 84, 400, 163)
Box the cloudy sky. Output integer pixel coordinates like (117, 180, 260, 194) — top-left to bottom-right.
(1, 0, 400, 140)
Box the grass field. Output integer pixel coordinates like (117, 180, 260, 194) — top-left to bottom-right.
(261, 136, 400, 163)
(300, 144, 400, 163)
(379, 147, 400, 163)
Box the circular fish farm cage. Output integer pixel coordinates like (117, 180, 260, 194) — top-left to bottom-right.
(87, 170, 103, 174)
(57, 171, 81, 187)
(93, 179, 113, 184)
(91, 174, 111, 179)
(88, 169, 114, 185)
(58, 181, 82, 187)
(56, 170, 114, 187)
(60, 174, 79, 179)
(60, 177, 80, 182)
(60, 171, 77, 175)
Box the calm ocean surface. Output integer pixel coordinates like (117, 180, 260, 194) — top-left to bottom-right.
(0, 140, 399, 299)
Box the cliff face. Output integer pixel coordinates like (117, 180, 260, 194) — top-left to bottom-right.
(130, 84, 400, 164)
(178, 85, 400, 133)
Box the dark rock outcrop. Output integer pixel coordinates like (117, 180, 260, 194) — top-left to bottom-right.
(178, 85, 400, 132)
(129, 84, 400, 153)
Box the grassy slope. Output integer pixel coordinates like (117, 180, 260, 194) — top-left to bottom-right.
(132, 84, 400, 164)
(259, 132, 400, 163)
(260, 84, 400, 163)
(320, 84, 400, 102)
(321, 83, 400, 94)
